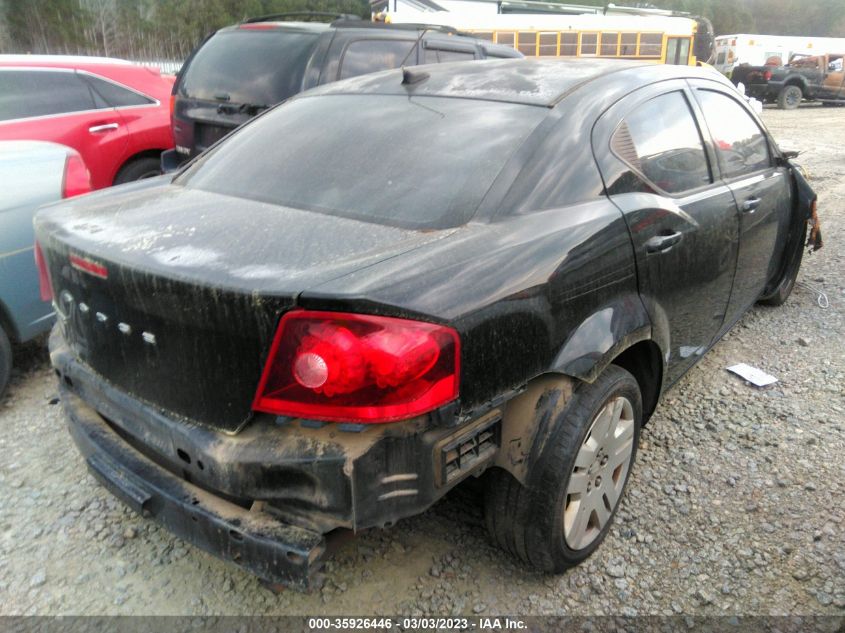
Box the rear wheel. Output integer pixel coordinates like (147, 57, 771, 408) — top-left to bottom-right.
(0, 324, 11, 399)
(778, 85, 803, 110)
(484, 366, 641, 572)
(113, 156, 161, 185)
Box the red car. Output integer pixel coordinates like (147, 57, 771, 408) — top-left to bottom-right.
(0, 55, 174, 189)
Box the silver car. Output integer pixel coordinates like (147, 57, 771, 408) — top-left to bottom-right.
(0, 140, 91, 396)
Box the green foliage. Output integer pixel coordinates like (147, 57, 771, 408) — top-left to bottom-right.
(0, 0, 369, 59)
(0, 0, 842, 60)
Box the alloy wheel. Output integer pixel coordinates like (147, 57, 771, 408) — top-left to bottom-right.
(563, 395, 635, 550)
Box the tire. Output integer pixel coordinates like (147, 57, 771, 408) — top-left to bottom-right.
(113, 156, 161, 185)
(759, 221, 807, 306)
(777, 85, 803, 110)
(0, 323, 12, 399)
(484, 365, 642, 572)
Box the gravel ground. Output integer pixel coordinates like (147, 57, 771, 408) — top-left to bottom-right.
(1, 104, 843, 617)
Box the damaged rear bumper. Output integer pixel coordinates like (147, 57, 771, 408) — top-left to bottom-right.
(62, 387, 327, 588)
(49, 327, 501, 587)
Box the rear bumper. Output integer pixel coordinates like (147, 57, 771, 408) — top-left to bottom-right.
(63, 387, 326, 588)
(745, 83, 774, 100)
(49, 326, 500, 586)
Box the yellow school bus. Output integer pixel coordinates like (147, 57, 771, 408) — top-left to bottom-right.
(374, 1, 714, 66)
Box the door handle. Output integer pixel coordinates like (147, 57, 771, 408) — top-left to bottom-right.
(88, 122, 119, 133)
(645, 231, 683, 253)
(742, 197, 761, 213)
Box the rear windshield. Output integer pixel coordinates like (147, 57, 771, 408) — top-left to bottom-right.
(177, 94, 546, 229)
(178, 30, 321, 105)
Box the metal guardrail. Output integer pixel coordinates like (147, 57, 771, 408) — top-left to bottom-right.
(132, 59, 183, 75)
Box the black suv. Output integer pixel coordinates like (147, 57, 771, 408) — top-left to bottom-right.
(166, 13, 522, 166)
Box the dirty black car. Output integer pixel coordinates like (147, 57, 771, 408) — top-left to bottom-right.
(36, 59, 817, 589)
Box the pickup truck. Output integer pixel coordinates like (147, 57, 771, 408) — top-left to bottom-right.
(744, 52, 845, 109)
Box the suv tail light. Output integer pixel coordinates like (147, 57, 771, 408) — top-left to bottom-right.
(253, 311, 460, 423)
(763, 70, 773, 81)
(34, 242, 53, 302)
(62, 152, 92, 198)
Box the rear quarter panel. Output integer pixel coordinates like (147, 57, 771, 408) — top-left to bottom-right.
(302, 200, 643, 416)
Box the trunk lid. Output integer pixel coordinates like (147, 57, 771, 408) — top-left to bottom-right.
(36, 182, 452, 432)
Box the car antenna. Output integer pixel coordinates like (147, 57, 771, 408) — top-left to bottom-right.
(399, 25, 435, 86)
(402, 67, 429, 85)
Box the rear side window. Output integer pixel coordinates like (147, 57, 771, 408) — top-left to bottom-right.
(178, 30, 321, 105)
(696, 90, 770, 178)
(424, 47, 476, 63)
(611, 91, 711, 195)
(339, 39, 417, 80)
(0, 70, 96, 121)
(179, 95, 546, 229)
(82, 74, 154, 107)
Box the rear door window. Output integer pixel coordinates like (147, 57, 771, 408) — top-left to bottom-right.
(338, 39, 418, 80)
(0, 70, 97, 121)
(611, 90, 711, 195)
(82, 74, 155, 107)
(695, 90, 771, 179)
(178, 30, 321, 105)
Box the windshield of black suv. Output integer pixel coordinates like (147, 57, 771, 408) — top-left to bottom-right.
(176, 94, 546, 229)
(178, 29, 321, 105)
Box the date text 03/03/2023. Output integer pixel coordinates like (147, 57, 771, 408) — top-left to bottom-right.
(306, 617, 528, 630)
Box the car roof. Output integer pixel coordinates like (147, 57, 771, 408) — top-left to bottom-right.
(219, 21, 334, 33)
(220, 20, 475, 38)
(0, 54, 137, 67)
(302, 58, 733, 107)
(0, 54, 173, 98)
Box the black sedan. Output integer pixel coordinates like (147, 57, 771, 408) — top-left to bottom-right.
(35, 58, 817, 589)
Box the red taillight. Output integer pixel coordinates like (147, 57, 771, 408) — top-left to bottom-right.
(763, 70, 773, 81)
(169, 94, 175, 118)
(34, 242, 53, 302)
(62, 152, 92, 198)
(253, 311, 460, 423)
(69, 253, 108, 279)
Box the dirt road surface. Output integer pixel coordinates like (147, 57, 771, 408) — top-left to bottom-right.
(1, 104, 843, 616)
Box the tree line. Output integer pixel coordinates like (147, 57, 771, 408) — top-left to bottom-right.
(1, 0, 843, 62)
(0, 0, 371, 61)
